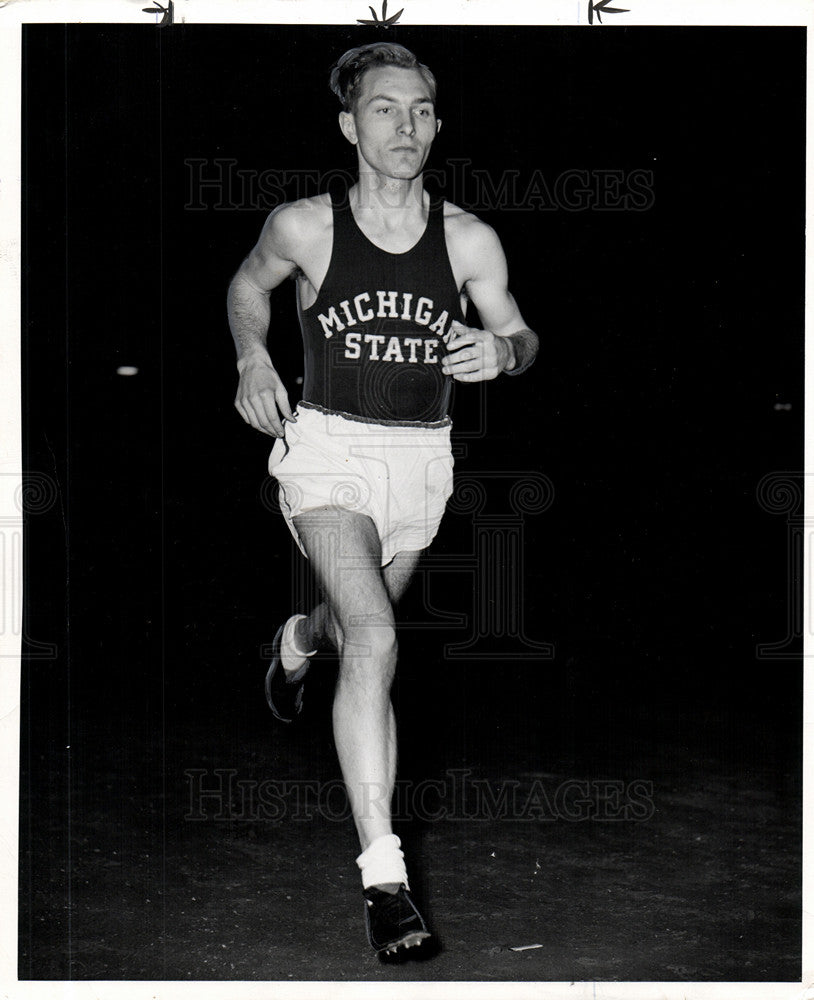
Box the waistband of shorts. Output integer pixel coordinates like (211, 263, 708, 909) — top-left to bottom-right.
(297, 400, 452, 430)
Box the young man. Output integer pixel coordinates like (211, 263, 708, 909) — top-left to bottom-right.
(227, 42, 538, 956)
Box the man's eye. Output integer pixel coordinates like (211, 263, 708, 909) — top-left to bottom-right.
(377, 107, 392, 113)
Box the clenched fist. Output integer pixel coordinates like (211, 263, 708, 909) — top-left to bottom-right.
(440, 321, 514, 382)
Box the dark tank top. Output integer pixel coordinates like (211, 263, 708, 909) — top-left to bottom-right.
(298, 193, 465, 425)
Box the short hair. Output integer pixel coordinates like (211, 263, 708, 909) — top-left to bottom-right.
(329, 43, 437, 113)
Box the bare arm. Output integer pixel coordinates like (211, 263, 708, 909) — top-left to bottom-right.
(441, 220, 538, 382)
(227, 205, 302, 436)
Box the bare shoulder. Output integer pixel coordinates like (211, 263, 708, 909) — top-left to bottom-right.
(442, 201, 507, 276)
(260, 193, 333, 263)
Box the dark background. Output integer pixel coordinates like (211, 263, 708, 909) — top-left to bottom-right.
(19, 25, 803, 980)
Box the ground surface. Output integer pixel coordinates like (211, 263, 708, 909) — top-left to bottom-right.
(19, 661, 801, 983)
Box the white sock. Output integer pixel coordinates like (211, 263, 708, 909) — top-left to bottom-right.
(281, 614, 317, 676)
(356, 834, 409, 891)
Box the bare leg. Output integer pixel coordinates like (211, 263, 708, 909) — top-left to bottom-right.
(292, 509, 420, 852)
(294, 548, 421, 652)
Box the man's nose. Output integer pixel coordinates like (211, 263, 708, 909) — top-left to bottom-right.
(396, 112, 415, 135)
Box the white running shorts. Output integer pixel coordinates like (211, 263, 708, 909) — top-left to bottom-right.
(268, 403, 455, 567)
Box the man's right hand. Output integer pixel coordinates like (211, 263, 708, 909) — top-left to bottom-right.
(234, 355, 296, 438)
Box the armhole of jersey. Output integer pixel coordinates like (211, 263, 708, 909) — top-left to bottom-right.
(436, 198, 468, 312)
(299, 193, 339, 314)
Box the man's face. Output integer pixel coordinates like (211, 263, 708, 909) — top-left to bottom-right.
(340, 65, 440, 181)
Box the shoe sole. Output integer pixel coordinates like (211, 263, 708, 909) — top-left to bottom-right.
(379, 930, 431, 955)
(264, 663, 293, 723)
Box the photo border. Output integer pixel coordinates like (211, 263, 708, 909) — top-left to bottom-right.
(1, 3, 810, 998)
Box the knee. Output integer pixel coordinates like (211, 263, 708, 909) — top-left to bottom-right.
(330, 615, 397, 667)
(342, 622, 397, 670)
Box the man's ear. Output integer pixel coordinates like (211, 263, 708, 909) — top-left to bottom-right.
(339, 110, 358, 145)
(436, 118, 442, 135)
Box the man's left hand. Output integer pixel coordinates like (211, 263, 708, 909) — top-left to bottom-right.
(440, 321, 513, 382)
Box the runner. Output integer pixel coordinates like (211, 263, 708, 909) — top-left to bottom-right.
(227, 41, 538, 955)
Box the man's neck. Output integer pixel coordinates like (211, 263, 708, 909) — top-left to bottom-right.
(351, 171, 427, 225)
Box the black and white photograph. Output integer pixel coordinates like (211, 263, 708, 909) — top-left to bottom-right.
(3, 3, 810, 996)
